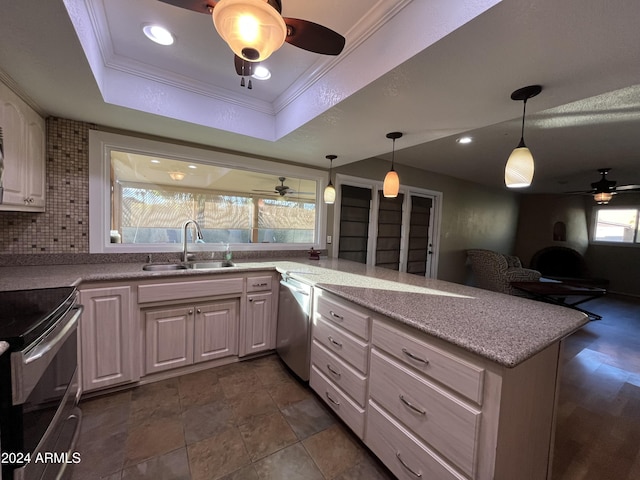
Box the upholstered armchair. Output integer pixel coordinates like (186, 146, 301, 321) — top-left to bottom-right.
(467, 249, 541, 295)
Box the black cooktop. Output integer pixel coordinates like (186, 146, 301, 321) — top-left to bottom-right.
(0, 287, 77, 349)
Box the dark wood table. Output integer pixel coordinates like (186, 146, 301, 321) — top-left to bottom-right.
(511, 281, 606, 320)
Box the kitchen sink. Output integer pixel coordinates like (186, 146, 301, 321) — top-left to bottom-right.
(187, 260, 235, 269)
(142, 263, 188, 271)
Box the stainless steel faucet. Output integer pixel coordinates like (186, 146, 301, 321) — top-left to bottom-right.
(182, 220, 203, 263)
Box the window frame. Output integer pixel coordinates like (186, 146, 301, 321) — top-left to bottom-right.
(89, 130, 328, 254)
(590, 205, 640, 246)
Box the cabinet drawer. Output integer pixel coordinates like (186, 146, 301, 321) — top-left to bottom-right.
(316, 294, 370, 340)
(246, 275, 273, 292)
(138, 277, 243, 304)
(311, 339, 367, 407)
(310, 365, 365, 439)
(372, 320, 484, 404)
(366, 402, 466, 480)
(370, 349, 480, 477)
(313, 317, 368, 373)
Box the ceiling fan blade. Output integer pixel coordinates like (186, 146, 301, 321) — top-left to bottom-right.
(283, 18, 345, 55)
(234, 55, 259, 76)
(157, 0, 215, 14)
(616, 184, 640, 191)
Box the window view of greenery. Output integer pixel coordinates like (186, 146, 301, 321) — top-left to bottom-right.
(593, 208, 640, 243)
(111, 151, 317, 245)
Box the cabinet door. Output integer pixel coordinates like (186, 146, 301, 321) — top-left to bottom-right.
(241, 292, 274, 356)
(0, 82, 46, 211)
(145, 306, 194, 374)
(194, 299, 239, 363)
(80, 286, 137, 392)
(24, 110, 46, 208)
(0, 92, 26, 205)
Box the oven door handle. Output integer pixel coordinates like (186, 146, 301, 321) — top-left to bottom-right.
(24, 306, 82, 365)
(11, 305, 83, 405)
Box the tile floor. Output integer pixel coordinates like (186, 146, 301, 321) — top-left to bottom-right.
(69, 355, 393, 480)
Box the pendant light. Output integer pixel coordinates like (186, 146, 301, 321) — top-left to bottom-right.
(384, 132, 402, 198)
(324, 154, 337, 204)
(505, 85, 542, 188)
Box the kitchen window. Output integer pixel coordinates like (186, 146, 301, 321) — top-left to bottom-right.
(592, 207, 640, 244)
(89, 131, 327, 253)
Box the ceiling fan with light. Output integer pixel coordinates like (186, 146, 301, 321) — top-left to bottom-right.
(566, 168, 640, 204)
(158, 0, 346, 87)
(253, 177, 315, 197)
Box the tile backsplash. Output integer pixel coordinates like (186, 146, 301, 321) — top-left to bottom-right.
(0, 117, 320, 266)
(0, 117, 91, 255)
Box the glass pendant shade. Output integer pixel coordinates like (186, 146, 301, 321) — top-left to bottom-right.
(324, 183, 336, 204)
(212, 0, 287, 62)
(505, 142, 534, 188)
(383, 169, 400, 197)
(593, 192, 613, 204)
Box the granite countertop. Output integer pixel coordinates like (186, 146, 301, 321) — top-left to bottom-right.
(0, 258, 588, 368)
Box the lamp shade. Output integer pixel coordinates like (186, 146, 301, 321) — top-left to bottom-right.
(383, 170, 400, 198)
(593, 192, 613, 204)
(505, 146, 534, 188)
(212, 0, 287, 62)
(323, 183, 336, 204)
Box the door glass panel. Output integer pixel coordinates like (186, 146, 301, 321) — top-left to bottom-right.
(375, 192, 404, 270)
(407, 195, 433, 276)
(338, 185, 372, 264)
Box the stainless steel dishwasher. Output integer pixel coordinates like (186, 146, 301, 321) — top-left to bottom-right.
(276, 274, 313, 381)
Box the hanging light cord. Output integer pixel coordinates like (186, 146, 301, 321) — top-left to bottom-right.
(518, 98, 528, 148)
(390, 138, 396, 171)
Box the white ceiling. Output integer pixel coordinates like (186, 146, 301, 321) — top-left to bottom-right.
(1, 0, 640, 195)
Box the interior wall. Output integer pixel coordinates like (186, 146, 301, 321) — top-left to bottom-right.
(514, 194, 590, 267)
(332, 158, 521, 284)
(584, 193, 640, 296)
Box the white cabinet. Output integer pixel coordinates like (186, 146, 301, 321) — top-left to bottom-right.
(240, 274, 278, 356)
(366, 316, 561, 480)
(0, 80, 45, 212)
(310, 290, 371, 438)
(79, 285, 138, 393)
(144, 299, 239, 374)
(310, 290, 564, 480)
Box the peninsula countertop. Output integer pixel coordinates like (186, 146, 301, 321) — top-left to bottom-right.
(0, 257, 588, 367)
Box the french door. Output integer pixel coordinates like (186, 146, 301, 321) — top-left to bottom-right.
(334, 176, 440, 278)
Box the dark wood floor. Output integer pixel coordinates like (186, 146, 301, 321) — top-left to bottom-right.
(553, 294, 640, 479)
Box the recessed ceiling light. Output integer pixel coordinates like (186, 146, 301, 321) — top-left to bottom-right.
(456, 136, 473, 144)
(188, 165, 197, 169)
(252, 66, 271, 80)
(150, 159, 160, 164)
(142, 24, 174, 46)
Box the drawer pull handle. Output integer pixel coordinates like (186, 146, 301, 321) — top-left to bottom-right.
(329, 310, 344, 320)
(326, 364, 341, 377)
(325, 392, 340, 406)
(402, 348, 429, 365)
(399, 394, 426, 416)
(253, 282, 268, 287)
(328, 336, 343, 348)
(396, 452, 422, 478)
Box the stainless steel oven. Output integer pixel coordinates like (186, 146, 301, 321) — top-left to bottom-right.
(0, 287, 83, 480)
